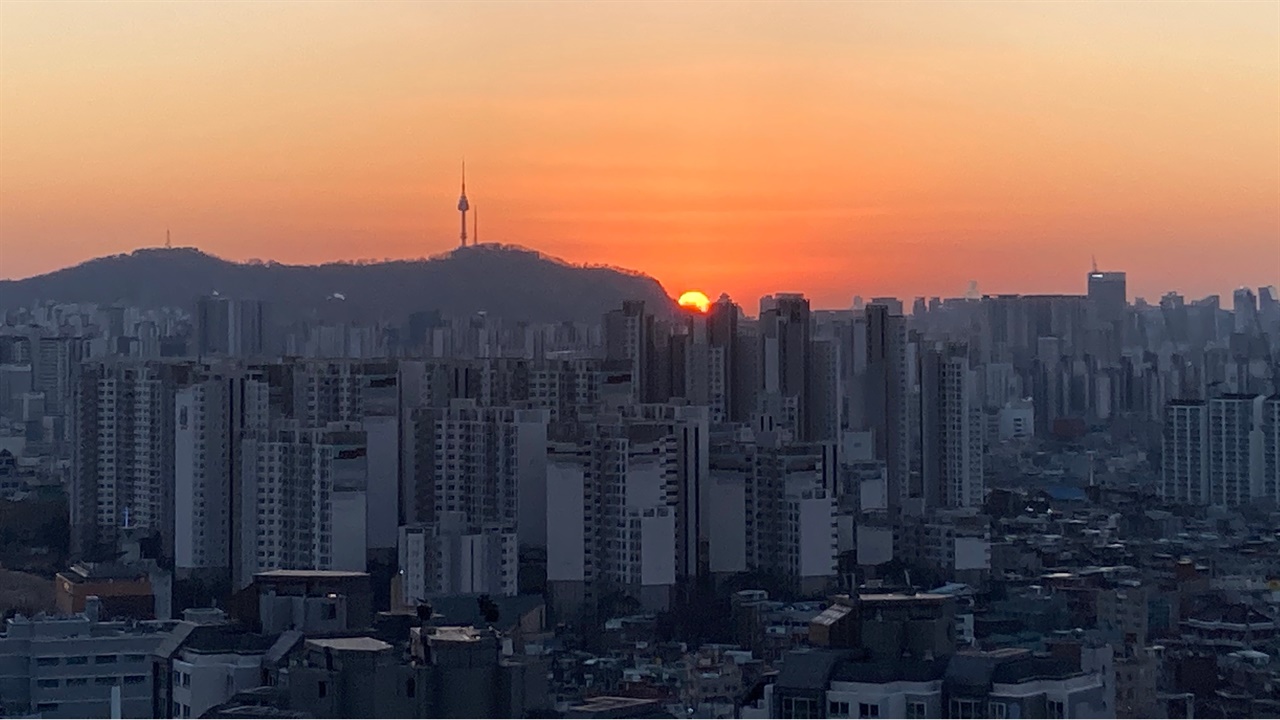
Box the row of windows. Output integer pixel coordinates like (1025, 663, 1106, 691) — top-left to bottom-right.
(37, 675, 146, 688)
(36, 654, 146, 666)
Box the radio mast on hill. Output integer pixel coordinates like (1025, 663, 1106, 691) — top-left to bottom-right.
(457, 161, 470, 248)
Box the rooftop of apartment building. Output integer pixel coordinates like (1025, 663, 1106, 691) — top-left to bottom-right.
(59, 561, 149, 583)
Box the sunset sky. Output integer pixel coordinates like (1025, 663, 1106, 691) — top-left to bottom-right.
(1, 0, 1277, 309)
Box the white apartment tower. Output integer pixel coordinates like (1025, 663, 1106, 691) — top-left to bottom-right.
(1208, 394, 1265, 506)
(401, 400, 548, 599)
(1265, 396, 1280, 500)
(71, 360, 180, 558)
(236, 421, 368, 588)
(1162, 394, 1275, 507)
(398, 514, 518, 604)
(173, 372, 238, 579)
(543, 404, 707, 616)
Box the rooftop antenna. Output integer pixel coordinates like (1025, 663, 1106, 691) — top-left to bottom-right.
(473, 204, 478, 245)
(165, 229, 171, 249)
(1091, 255, 1098, 273)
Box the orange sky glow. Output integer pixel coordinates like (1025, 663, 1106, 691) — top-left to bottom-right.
(1, 0, 1277, 308)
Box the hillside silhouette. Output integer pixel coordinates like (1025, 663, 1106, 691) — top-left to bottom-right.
(0, 245, 677, 324)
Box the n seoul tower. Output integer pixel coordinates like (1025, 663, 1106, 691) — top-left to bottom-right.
(457, 161, 470, 248)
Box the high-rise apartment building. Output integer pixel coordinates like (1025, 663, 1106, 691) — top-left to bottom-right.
(1161, 394, 1273, 507)
(856, 305, 911, 509)
(759, 294, 812, 440)
(1207, 394, 1263, 506)
(543, 404, 706, 616)
(920, 344, 984, 510)
(236, 421, 368, 588)
(397, 513, 518, 603)
(400, 400, 547, 598)
(71, 360, 184, 558)
(603, 301, 655, 404)
(173, 366, 244, 580)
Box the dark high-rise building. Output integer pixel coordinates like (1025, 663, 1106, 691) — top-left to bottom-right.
(919, 343, 983, 510)
(861, 305, 910, 509)
(707, 294, 744, 422)
(196, 296, 267, 358)
(603, 301, 655, 403)
(1088, 271, 1128, 324)
(1088, 270, 1127, 362)
(1161, 292, 1189, 345)
(759, 294, 811, 440)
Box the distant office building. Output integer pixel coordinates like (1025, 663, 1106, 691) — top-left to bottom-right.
(1088, 271, 1128, 324)
(195, 296, 267, 358)
(1234, 287, 1259, 333)
(193, 294, 263, 356)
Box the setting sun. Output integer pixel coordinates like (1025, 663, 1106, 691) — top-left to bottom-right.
(678, 291, 711, 313)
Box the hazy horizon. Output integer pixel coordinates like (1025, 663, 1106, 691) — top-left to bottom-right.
(2, 242, 1273, 312)
(2, 0, 1277, 306)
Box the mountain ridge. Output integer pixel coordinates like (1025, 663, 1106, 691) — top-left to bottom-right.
(0, 244, 677, 324)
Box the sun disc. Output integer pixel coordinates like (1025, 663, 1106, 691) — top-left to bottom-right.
(678, 291, 711, 313)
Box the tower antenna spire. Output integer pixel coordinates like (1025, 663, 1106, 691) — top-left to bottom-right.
(457, 160, 470, 248)
(1091, 255, 1098, 273)
(473, 204, 478, 245)
(166, 229, 171, 249)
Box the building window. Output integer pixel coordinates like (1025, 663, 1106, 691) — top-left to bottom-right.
(36, 657, 59, 667)
(781, 697, 816, 719)
(35, 703, 58, 712)
(125, 675, 147, 685)
(95, 654, 118, 664)
(1048, 699, 1066, 719)
(37, 678, 59, 688)
(318, 680, 328, 698)
(406, 677, 416, 698)
(124, 653, 147, 662)
(67, 656, 89, 665)
(906, 702, 927, 719)
(990, 701, 1008, 719)
(950, 699, 982, 719)
(95, 677, 118, 686)
(67, 678, 89, 687)
(828, 701, 849, 717)
(859, 703, 880, 719)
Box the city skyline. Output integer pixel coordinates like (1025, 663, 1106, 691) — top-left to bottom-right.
(2, 1, 1277, 307)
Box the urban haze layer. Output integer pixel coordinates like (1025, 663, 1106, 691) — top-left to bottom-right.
(0, 225, 1277, 720)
